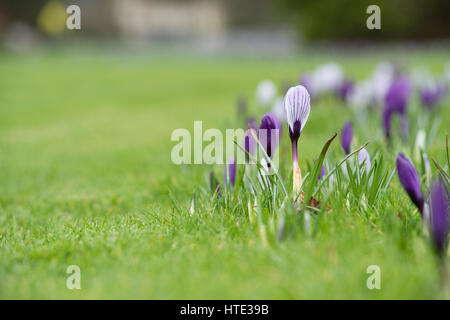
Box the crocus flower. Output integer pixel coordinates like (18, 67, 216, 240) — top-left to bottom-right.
(429, 179, 449, 257)
(311, 63, 343, 96)
(340, 121, 353, 155)
(224, 157, 236, 187)
(209, 171, 221, 195)
(371, 62, 395, 105)
(258, 113, 281, 159)
(336, 79, 354, 102)
(396, 153, 424, 215)
(358, 148, 371, 174)
(382, 76, 411, 140)
(244, 118, 258, 161)
(348, 80, 374, 116)
(284, 85, 311, 200)
(314, 158, 325, 181)
(420, 83, 447, 110)
(256, 80, 277, 107)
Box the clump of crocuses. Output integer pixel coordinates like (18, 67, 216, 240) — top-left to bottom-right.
(284, 85, 311, 202)
(396, 153, 424, 216)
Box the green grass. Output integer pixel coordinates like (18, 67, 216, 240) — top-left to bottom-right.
(0, 47, 449, 299)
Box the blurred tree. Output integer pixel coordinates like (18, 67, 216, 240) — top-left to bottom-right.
(279, 0, 450, 40)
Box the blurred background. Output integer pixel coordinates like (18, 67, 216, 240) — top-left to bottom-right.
(0, 0, 449, 54)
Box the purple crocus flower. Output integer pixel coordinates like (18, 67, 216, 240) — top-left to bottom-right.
(314, 158, 326, 181)
(336, 79, 354, 102)
(382, 76, 411, 140)
(224, 157, 236, 187)
(396, 153, 424, 215)
(420, 84, 447, 110)
(284, 85, 311, 200)
(258, 113, 281, 159)
(244, 118, 258, 161)
(429, 179, 449, 257)
(340, 121, 353, 155)
(209, 171, 221, 195)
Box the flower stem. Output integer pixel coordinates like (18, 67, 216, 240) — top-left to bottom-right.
(292, 140, 302, 203)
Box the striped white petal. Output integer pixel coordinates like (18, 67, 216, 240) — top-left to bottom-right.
(284, 85, 311, 133)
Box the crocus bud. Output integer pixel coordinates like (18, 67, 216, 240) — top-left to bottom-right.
(209, 171, 221, 195)
(259, 113, 281, 159)
(224, 157, 236, 187)
(336, 79, 354, 102)
(420, 83, 447, 110)
(382, 76, 411, 139)
(284, 85, 311, 146)
(358, 148, 371, 174)
(314, 158, 326, 181)
(244, 118, 258, 160)
(396, 153, 424, 215)
(284, 85, 311, 202)
(429, 179, 449, 257)
(340, 121, 353, 155)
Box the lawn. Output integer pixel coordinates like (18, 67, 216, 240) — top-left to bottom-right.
(0, 47, 449, 299)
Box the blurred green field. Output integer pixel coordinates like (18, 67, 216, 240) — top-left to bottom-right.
(0, 47, 449, 299)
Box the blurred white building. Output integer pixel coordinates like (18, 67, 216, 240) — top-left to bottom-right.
(112, 0, 226, 40)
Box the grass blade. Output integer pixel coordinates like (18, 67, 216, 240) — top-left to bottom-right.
(301, 133, 337, 211)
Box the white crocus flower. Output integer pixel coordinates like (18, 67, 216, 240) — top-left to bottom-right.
(348, 80, 372, 123)
(371, 62, 395, 105)
(256, 80, 277, 108)
(311, 63, 343, 96)
(358, 148, 371, 175)
(284, 85, 311, 202)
